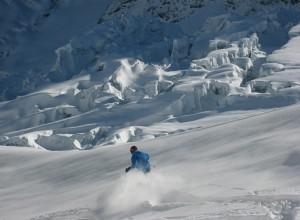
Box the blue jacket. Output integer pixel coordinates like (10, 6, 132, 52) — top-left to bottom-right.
(131, 151, 151, 173)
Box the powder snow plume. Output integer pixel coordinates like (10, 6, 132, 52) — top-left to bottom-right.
(104, 170, 185, 215)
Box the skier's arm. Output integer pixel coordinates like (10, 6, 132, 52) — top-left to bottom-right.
(144, 153, 149, 161)
(131, 154, 138, 168)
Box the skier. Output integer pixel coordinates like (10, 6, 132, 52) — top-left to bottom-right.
(125, 146, 151, 174)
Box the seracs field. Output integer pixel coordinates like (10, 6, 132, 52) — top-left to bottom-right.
(1, 0, 300, 219)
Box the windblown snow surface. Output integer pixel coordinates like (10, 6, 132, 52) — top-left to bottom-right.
(1, 0, 300, 219)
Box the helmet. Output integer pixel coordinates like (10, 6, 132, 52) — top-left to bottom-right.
(130, 145, 138, 153)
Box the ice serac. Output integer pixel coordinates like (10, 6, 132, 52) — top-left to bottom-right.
(1, 0, 299, 100)
(191, 34, 260, 70)
(250, 23, 300, 94)
(103, 59, 174, 102)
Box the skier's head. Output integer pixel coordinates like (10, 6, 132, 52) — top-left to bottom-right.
(130, 145, 138, 154)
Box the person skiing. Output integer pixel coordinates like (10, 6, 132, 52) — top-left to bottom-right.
(125, 146, 151, 173)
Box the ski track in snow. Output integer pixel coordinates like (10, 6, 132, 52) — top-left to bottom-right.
(30, 208, 97, 220)
(28, 197, 300, 220)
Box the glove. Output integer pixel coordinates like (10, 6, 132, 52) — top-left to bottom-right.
(125, 167, 131, 173)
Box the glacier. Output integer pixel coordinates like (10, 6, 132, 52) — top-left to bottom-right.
(1, 0, 300, 219)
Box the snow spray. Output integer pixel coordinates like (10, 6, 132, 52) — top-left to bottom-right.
(105, 170, 184, 214)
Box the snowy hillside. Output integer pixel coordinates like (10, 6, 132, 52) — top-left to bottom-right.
(2, 103, 300, 220)
(1, 0, 300, 219)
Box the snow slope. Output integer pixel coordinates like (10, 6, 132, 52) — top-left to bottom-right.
(1, 103, 300, 220)
(1, 0, 300, 219)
